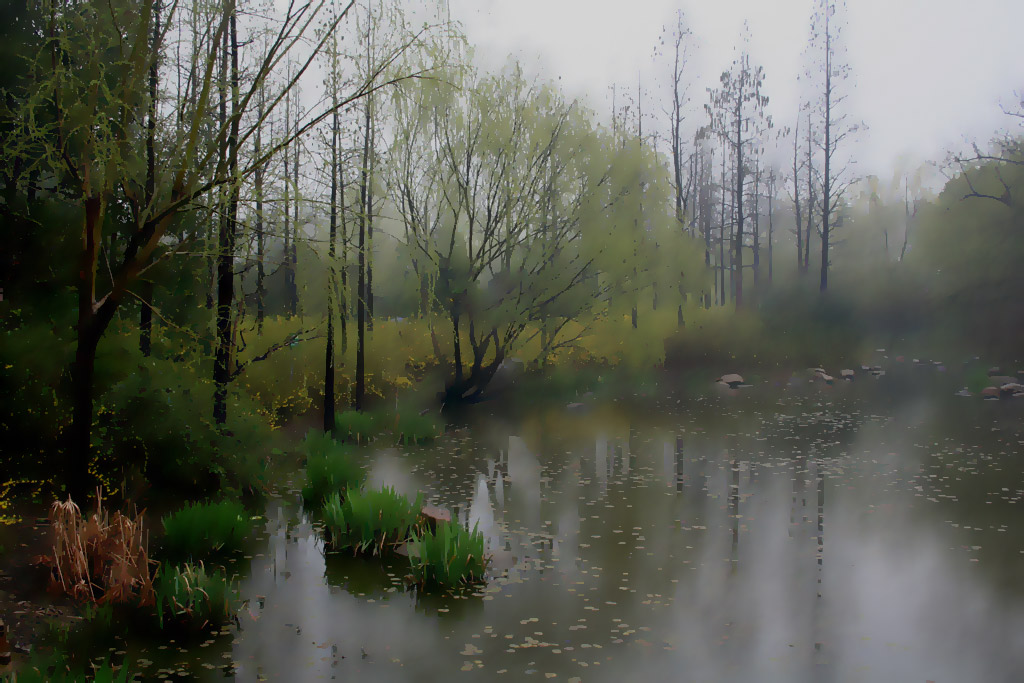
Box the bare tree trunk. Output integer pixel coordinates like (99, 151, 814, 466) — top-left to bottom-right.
(819, 20, 832, 293)
(719, 150, 727, 306)
(792, 114, 804, 275)
(752, 162, 761, 295)
(354, 94, 370, 411)
(324, 103, 338, 434)
(255, 92, 266, 333)
(140, 0, 160, 357)
(768, 173, 775, 284)
(366, 115, 375, 331)
(805, 109, 814, 273)
(291, 113, 300, 315)
(69, 195, 106, 501)
(733, 93, 744, 308)
(213, 6, 239, 425)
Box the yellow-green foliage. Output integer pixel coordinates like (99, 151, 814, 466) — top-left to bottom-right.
(238, 316, 447, 415)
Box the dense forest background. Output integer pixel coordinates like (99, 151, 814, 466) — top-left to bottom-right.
(2, 0, 1022, 507)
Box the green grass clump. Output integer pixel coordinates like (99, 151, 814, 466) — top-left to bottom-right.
(408, 520, 488, 589)
(154, 562, 239, 630)
(160, 499, 252, 561)
(301, 432, 364, 511)
(394, 412, 442, 445)
(334, 410, 380, 443)
(322, 487, 423, 556)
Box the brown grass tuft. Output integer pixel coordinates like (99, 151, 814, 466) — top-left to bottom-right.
(46, 489, 156, 605)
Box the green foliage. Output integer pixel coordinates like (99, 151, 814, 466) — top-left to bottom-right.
(334, 410, 381, 443)
(408, 520, 488, 589)
(160, 499, 252, 561)
(154, 562, 239, 630)
(322, 487, 423, 556)
(92, 339, 277, 499)
(300, 432, 364, 511)
(394, 411, 443, 445)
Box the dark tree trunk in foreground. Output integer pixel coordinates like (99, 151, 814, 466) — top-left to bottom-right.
(324, 105, 339, 434)
(213, 8, 239, 425)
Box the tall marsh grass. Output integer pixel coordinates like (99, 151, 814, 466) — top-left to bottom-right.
(159, 499, 252, 561)
(408, 520, 488, 589)
(322, 487, 423, 556)
(154, 562, 239, 630)
(300, 432, 364, 511)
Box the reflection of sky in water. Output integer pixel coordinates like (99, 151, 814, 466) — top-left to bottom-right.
(220, 394, 1024, 682)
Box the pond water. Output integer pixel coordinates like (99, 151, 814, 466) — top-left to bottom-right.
(138, 381, 1024, 681)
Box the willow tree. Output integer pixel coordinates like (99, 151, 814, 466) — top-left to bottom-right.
(0, 0, 420, 499)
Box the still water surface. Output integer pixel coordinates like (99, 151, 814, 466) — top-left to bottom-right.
(215, 386, 1024, 682)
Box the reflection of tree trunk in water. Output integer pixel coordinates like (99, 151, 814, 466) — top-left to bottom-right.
(810, 456, 828, 674)
(790, 454, 808, 539)
(622, 427, 632, 476)
(729, 456, 740, 573)
(675, 435, 685, 492)
(816, 458, 825, 598)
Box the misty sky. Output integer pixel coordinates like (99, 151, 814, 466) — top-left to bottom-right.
(449, 0, 1024, 182)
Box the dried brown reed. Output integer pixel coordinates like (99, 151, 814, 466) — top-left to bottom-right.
(46, 489, 156, 605)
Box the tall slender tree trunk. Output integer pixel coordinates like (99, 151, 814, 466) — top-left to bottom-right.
(283, 88, 292, 317)
(69, 194, 106, 501)
(804, 110, 814, 273)
(141, 0, 160, 357)
(733, 94, 744, 308)
(255, 92, 266, 334)
(768, 176, 774, 284)
(354, 95, 370, 411)
(819, 20, 832, 293)
(752, 164, 761, 293)
(366, 117, 374, 331)
(291, 119, 300, 315)
(719, 151, 727, 306)
(792, 114, 804, 275)
(324, 104, 338, 433)
(213, 5, 239, 425)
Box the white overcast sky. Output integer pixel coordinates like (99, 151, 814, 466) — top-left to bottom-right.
(447, 0, 1024, 180)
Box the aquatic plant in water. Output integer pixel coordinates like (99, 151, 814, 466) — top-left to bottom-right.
(300, 432, 364, 511)
(322, 487, 423, 556)
(408, 520, 488, 589)
(334, 410, 380, 443)
(154, 562, 239, 630)
(160, 499, 252, 561)
(394, 411, 442, 445)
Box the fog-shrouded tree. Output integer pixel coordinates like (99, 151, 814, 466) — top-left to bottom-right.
(706, 37, 770, 308)
(807, 0, 857, 292)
